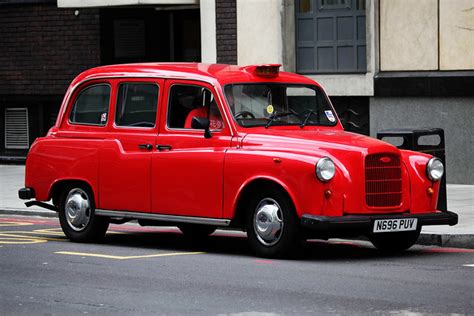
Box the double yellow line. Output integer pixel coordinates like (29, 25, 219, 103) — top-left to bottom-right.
(0, 223, 206, 260)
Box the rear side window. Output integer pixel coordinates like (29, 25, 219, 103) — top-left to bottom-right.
(70, 84, 111, 126)
(115, 83, 159, 128)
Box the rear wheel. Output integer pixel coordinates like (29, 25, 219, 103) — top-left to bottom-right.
(246, 188, 300, 258)
(369, 229, 421, 253)
(178, 224, 217, 239)
(58, 185, 109, 242)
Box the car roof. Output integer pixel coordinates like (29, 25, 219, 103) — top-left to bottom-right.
(71, 63, 319, 87)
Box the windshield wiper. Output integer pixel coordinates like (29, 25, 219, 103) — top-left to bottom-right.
(265, 111, 299, 128)
(300, 110, 318, 128)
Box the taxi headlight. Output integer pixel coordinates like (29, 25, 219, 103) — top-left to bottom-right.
(316, 157, 335, 182)
(426, 157, 444, 181)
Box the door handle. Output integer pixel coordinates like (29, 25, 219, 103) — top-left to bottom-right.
(156, 144, 172, 151)
(138, 144, 153, 151)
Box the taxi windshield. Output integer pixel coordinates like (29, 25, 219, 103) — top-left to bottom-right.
(224, 84, 337, 128)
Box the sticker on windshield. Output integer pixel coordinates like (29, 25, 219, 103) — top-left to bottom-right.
(266, 105, 274, 115)
(324, 110, 336, 122)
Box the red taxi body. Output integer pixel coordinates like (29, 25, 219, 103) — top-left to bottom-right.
(19, 63, 457, 257)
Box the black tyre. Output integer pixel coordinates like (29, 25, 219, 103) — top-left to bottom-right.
(369, 229, 421, 253)
(178, 224, 217, 239)
(58, 184, 109, 243)
(245, 187, 300, 258)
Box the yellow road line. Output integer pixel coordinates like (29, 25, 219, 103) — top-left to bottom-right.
(0, 222, 34, 227)
(2, 228, 124, 236)
(33, 228, 64, 233)
(0, 233, 48, 244)
(55, 251, 205, 260)
(0, 231, 66, 241)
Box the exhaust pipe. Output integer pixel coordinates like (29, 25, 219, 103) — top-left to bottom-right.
(25, 201, 58, 212)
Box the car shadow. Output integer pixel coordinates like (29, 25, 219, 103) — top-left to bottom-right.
(98, 229, 440, 261)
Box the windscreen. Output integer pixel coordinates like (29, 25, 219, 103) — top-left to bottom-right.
(224, 84, 337, 127)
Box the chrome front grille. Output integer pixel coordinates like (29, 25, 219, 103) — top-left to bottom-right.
(365, 153, 402, 207)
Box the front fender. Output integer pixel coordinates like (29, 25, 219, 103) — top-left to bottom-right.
(223, 149, 324, 219)
(400, 150, 439, 213)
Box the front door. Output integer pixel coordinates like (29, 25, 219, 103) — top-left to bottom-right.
(99, 79, 163, 212)
(151, 80, 231, 218)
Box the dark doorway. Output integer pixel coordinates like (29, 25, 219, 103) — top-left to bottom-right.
(101, 7, 201, 65)
(330, 96, 369, 135)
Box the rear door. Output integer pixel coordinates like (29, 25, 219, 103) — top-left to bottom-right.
(151, 80, 232, 218)
(99, 78, 163, 212)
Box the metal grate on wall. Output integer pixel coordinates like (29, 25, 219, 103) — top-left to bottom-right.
(5, 108, 29, 149)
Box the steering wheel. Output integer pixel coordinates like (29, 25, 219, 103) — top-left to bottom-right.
(234, 111, 255, 119)
(128, 121, 155, 127)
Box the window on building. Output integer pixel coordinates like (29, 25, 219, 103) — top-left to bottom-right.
(5, 108, 29, 149)
(70, 85, 111, 126)
(296, 0, 366, 74)
(167, 85, 223, 131)
(320, 0, 351, 10)
(115, 83, 159, 128)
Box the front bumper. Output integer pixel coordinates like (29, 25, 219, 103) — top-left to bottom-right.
(301, 211, 458, 238)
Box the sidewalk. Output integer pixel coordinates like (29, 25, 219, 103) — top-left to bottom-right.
(1, 165, 473, 248)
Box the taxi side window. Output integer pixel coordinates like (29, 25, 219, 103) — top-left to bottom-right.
(167, 85, 224, 130)
(115, 83, 158, 128)
(70, 84, 111, 126)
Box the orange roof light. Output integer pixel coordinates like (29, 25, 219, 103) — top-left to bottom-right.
(243, 64, 281, 78)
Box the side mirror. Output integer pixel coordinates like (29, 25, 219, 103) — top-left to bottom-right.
(191, 117, 212, 139)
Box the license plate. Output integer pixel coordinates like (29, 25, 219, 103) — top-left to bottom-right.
(373, 218, 418, 233)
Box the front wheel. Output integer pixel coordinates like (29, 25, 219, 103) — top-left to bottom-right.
(246, 188, 300, 258)
(369, 229, 421, 253)
(58, 185, 109, 243)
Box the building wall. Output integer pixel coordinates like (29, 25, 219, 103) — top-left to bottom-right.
(370, 97, 474, 184)
(200, 0, 217, 63)
(0, 4, 101, 96)
(380, 0, 474, 71)
(440, 0, 474, 70)
(216, 0, 237, 64)
(58, 0, 199, 6)
(0, 3, 101, 159)
(380, 0, 438, 71)
(236, 0, 283, 66)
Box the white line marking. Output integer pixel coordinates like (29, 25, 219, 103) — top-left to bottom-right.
(462, 264, 474, 267)
(55, 251, 205, 260)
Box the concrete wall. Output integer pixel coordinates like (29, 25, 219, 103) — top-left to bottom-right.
(370, 97, 474, 184)
(380, 0, 438, 71)
(440, 0, 474, 70)
(236, 0, 283, 65)
(200, 0, 217, 63)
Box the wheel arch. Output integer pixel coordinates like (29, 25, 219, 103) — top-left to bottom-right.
(49, 178, 96, 207)
(230, 176, 298, 228)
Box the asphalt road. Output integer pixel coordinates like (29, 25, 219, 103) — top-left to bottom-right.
(0, 215, 473, 315)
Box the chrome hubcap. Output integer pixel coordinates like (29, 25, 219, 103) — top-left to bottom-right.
(253, 198, 284, 246)
(65, 188, 91, 232)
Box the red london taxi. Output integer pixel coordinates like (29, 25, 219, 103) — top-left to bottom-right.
(19, 63, 458, 258)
